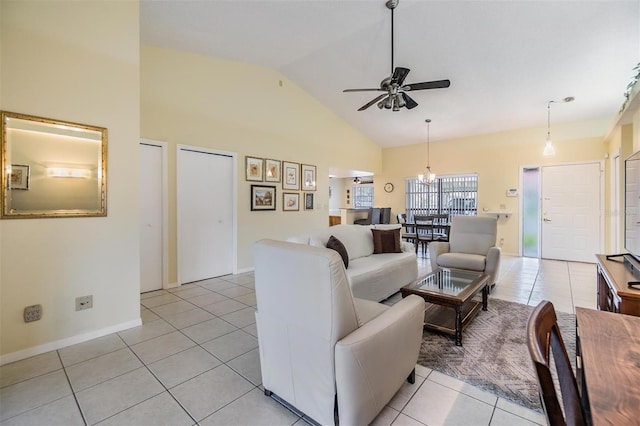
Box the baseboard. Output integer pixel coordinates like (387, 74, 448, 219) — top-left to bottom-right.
(235, 266, 255, 274)
(0, 318, 142, 366)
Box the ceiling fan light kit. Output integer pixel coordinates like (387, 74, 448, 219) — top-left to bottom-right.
(343, 0, 451, 112)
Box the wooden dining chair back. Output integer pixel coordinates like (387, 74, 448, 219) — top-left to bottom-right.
(413, 215, 435, 254)
(431, 214, 450, 241)
(527, 300, 586, 426)
(398, 213, 417, 244)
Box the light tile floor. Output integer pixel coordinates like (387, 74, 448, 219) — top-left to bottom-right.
(0, 255, 595, 425)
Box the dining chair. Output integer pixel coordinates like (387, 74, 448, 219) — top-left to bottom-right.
(431, 214, 450, 241)
(413, 215, 435, 255)
(398, 213, 417, 244)
(527, 300, 587, 426)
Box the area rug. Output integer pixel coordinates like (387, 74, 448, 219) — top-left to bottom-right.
(417, 298, 576, 412)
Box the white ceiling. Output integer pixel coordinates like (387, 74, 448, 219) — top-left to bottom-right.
(140, 0, 640, 148)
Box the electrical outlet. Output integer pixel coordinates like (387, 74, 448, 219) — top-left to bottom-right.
(24, 304, 42, 322)
(75, 295, 93, 311)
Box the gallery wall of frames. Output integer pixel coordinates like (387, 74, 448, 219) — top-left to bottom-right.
(245, 156, 316, 212)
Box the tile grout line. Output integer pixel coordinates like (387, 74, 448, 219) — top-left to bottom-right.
(57, 349, 89, 426)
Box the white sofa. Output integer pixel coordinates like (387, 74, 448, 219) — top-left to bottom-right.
(254, 239, 425, 425)
(288, 224, 418, 301)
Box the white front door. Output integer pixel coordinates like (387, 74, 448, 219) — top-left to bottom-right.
(140, 142, 165, 292)
(177, 147, 234, 284)
(541, 162, 602, 262)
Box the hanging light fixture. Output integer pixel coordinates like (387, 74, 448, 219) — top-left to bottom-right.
(418, 119, 436, 185)
(544, 96, 574, 156)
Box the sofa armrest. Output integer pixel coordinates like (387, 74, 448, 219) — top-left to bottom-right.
(485, 246, 501, 286)
(428, 242, 450, 271)
(334, 295, 425, 426)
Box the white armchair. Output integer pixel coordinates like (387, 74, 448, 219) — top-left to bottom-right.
(254, 239, 425, 426)
(428, 216, 501, 288)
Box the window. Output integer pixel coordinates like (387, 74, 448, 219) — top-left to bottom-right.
(353, 185, 374, 208)
(405, 174, 478, 221)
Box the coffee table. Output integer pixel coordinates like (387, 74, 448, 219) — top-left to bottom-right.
(401, 268, 489, 346)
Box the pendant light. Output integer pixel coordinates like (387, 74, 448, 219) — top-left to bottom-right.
(544, 96, 574, 156)
(418, 119, 436, 185)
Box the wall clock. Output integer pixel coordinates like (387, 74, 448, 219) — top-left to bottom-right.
(384, 182, 394, 193)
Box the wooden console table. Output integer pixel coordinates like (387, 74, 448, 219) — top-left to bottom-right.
(595, 254, 640, 315)
(576, 308, 640, 425)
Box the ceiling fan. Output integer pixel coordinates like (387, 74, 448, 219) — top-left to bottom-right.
(343, 0, 451, 111)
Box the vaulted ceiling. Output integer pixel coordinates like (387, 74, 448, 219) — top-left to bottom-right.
(141, 0, 640, 148)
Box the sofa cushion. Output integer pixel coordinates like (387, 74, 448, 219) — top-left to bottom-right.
(348, 251, 418, 301)
(327, 235, 349, 268)
(304, 225, 374, 261)
(449, 216, 497, 255)
(437, 252, 486, 272)
(371, 228, 402, 254)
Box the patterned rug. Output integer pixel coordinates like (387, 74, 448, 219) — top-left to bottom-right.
(417, 298, 576, 412)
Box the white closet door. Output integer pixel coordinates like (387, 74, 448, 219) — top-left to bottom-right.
(140, 143, 164, 292)
(178, 147, 234, 283)
(541, 162, 601, 262)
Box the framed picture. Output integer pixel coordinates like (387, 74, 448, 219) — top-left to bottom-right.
(10, 164, 29, 190)
(245, 156, 264, 181)
(283, 192, 300, 211)
(265, 159, 281, 182)
(302, 164, 317, 191)
(282, 161, 300, 190)
(304, 193, 314, 210)
(251, 185, 276, 211)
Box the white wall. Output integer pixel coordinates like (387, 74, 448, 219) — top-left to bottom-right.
(0, 1, 141, 360)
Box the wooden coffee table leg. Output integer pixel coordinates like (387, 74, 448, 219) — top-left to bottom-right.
(482, 285, 488, 311)
(455, 307, 462, 346)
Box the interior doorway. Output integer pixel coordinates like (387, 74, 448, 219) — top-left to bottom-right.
(177, 146, 236, 284)
(140, 140, 168, 292)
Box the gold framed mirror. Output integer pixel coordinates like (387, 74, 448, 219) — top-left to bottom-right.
(1, 111, 107, 218)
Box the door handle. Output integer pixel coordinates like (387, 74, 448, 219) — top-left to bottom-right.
(543, 218, 552, 222)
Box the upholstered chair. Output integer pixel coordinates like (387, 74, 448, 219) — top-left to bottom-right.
(428, 216, 501, 288)
(254, 239, 425, 426)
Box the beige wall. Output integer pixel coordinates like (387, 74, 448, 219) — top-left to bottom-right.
(376, 118, 611, 255)
(141, 46, 381, 280)
(0, 1, 140, 360)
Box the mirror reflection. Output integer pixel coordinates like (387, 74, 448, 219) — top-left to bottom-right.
(1, 111, 107, 218)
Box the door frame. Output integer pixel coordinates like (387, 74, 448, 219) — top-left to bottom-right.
(140, 139, 170, 289)
(519, 160, 605, 259)
(176, 144, 238, 285)
(612, 152, 621, 253)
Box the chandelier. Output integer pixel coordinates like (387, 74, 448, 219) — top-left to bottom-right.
(418, 119, 436, 185)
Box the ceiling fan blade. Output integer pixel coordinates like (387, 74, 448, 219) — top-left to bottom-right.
(343, 88, 385, 93)
(358, 94, 388, 111)
(401, 92, 418, 109)
(392, 67, 410, 86)
(404, 79, 451, 91)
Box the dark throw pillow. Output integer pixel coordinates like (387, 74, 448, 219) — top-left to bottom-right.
(371, 228, 402, 254)
(326, 235, 349, 269)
